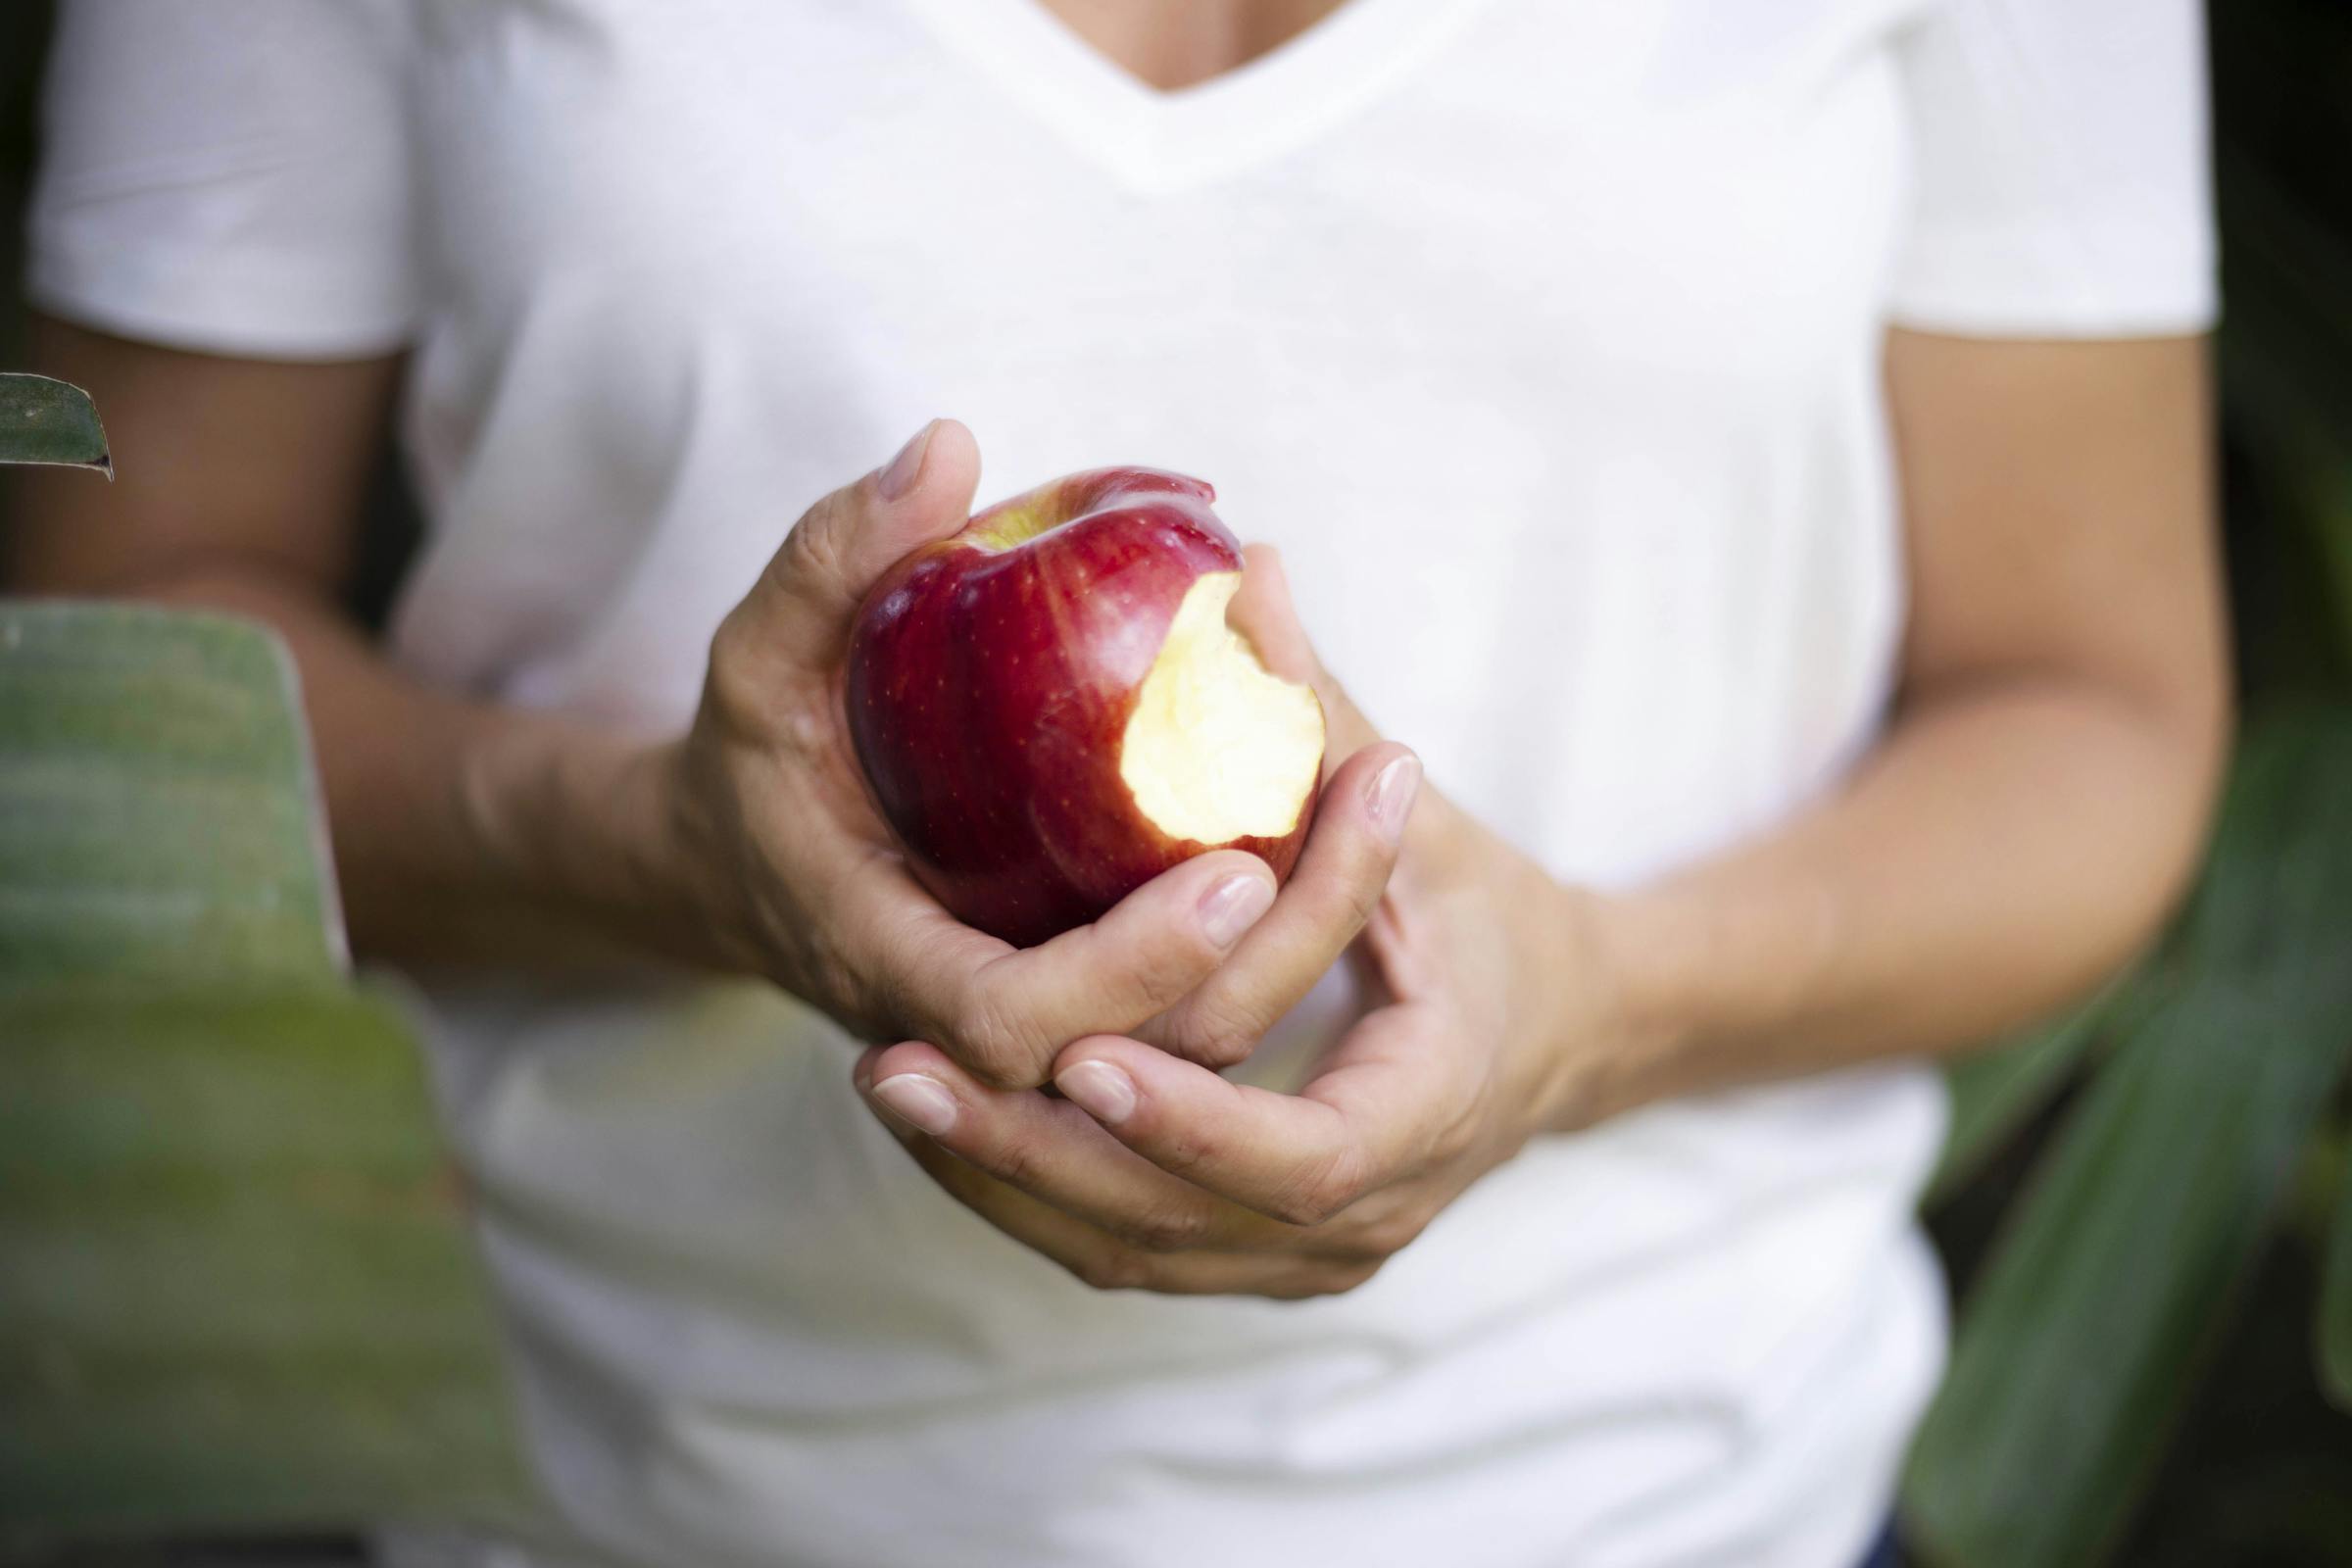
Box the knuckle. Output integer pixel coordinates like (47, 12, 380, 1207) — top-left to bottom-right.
(1348, 1210, 1430, 1261)
(1069, 1248, 1153, 1294)
(808, 947, 873, 1029)
(1420, 1085, 1490, 1171)
(702, 612, 774, 728)
(1426, 1115, 1478, 1170)
(983, 1132, 1052, 1193)
(1267, 1190, 1340, 1228)
(706, 605, 755, 680)
(1266, 1151, 1365, 1228)
(1295, 855, 1384, 944)
(1168, 990, 1266, 1067)
(1148, 1124, 1223, 1184)
(1266, 1260, 1383, 1300)
(1125, 932, 1220, 1017)
(1116, 1201, 1213, 1253)
(703, 603, 834, 746)
(776, 494, 854, 594)
(951, 988, 1047, 1089)
(1336, 862, 1387, 931)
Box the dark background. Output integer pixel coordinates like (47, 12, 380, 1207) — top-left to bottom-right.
(6, 3, 2348, 1562)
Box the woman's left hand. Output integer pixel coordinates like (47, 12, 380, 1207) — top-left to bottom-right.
(852, 554, 1623, 1298)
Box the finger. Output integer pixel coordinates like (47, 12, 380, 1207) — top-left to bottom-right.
(858, 1042, 1444, 1271)
(1229, 544, 1383, 760)
(1052, 1004, 1477, 1227)
(1143, 740, 1420, 1067)
(730, 418, 984, 674)
(891, 1126, 1381, 1299)
(853, 849, 1280, 1088)
(858, 1041, 1292, 1253)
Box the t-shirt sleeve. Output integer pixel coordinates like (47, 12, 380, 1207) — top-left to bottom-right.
(1887, 0, 2218, 337)
(26, 0, 416, 359)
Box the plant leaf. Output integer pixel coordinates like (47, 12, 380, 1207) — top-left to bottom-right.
(1930, 993, 2108, 1206)
(2324, 1131, 2352, 1412)
(0, 373, 110, 475)
(1901, 708, 2352, 1568)
(0, 601, 346, 987)
(0, 986, 532, 1541)
(0, 602, 532, 1544)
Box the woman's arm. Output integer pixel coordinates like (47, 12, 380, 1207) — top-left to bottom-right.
(3, 316, 690, 973)
(844, 331, 2232, 1297)
(1570, 330, 2229, 1124)
(4, 318, 1404, 1093)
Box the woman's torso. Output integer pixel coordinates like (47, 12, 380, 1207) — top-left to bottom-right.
(386, 3, 1945, 1563)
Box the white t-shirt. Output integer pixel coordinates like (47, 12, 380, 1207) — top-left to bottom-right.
(30, 3, 2216, 1564)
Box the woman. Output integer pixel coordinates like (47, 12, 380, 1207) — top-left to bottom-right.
(10, 1, 2226, 1563)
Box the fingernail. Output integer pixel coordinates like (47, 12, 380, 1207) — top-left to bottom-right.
(877, 421, 936, 501)
(1368, 755, 1421, 845)
(872, 1073, 956, 1136)
(1057, 1060, 1136, 1125)
(1200, 871, 1275, 947)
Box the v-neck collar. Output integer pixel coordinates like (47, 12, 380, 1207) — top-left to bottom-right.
(905, 0, 1496, 193)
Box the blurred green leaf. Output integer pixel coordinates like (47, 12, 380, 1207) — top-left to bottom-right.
(2324, 1135, 2352, 1412)
(0, 603, 530, 1547)
(1929, 971, 2157, 1206)
(0, 988, 531, 1541)
(1902, 709, 2352, 1568)
(0, 373, 109, 474)
(0, 602, 344, 987)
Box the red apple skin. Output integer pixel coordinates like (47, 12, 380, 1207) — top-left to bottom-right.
(845, 467, 1317, 948)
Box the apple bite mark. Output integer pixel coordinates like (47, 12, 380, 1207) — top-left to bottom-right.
(1118, 572, 1326, 846)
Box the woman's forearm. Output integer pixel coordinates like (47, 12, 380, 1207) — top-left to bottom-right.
(3, 320, 711, 979)
(146, 565, 713, 978)
(1565, 670, 2228, 1128)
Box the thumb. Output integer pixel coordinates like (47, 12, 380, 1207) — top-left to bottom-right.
(1230, 542, 1383, 761)
(742, 419, 983, 671)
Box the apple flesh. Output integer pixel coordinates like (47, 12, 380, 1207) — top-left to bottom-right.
(846, 467, 1326, 948)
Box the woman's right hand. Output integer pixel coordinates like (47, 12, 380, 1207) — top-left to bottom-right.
(654, 420, 1410, 1091)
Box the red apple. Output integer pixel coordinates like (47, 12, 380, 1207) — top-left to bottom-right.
(845, 467, 1327, 948)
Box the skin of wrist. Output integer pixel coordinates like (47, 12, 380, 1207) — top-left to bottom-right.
(458, 720, 746, 977)
(1537, 883, 1704, 1133)
(647, 733, 782, 980)
(1558, 869, 1843, 1129)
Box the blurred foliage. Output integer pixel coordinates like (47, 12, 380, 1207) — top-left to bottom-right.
(1903, 3, 2352, 1564)
(1905, 713, 2352, 1566)
(0, 604, 336, 985)
(0, 608, 529, 1556)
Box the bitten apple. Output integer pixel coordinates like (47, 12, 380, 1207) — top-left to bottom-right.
(845, 467, 1326, 948)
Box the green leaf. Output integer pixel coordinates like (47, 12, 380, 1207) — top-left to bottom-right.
(2324, 1133, 2352, 1411)
(0, 602, 344, 988)
(0, 603, 532, 1545)
(0, 373, 110, 475)
(0, 987, 532, 1542)
(1930, 995, 2107, 1206)
(1902, 709, 2352, 1568)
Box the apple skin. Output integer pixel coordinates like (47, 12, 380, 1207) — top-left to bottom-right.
(845, 467, 1318, 948)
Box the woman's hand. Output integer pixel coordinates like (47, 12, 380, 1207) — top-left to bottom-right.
(853, 560, 1614, 1297)
(641, 422, 1412, 1090)
(11, 333, 1409, 1060)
